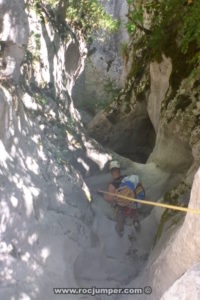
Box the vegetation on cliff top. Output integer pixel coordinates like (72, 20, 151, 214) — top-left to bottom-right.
(111, 0, 200, 118)
(65, 0, 119, 36)
(31, 0, 119, 38)
(126, 0, 200, 66)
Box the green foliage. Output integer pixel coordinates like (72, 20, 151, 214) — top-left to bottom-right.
(147, 0, 200, 65)
(125, 1, 200, 67)
(65, 0, 119, 37)
(126, 22, 136, 34)
(181, 1, 200, 63)
(126, 1, 143, 34)
(35, 94, 48, 106)
(29, 0, 119, 38)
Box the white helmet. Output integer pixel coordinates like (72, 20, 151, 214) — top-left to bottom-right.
(109, 160, 120, 170)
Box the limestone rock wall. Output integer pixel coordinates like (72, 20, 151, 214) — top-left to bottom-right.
(147, 55, 172, 133)
(0, 0, 29, 82)
(0, 2, 109, 299)
(87, 3, 200, 182)
(146, 167, 200, 299)
(0, 4, 174, 298)
(85, 3, 200, 298)
(119, 167, 200, 300)
(0, 1, 200, 299)
(161, 262, 200, 300)
(72, 0, 129, 115)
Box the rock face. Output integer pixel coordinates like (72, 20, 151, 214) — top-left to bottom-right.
(88, 49, 199, 175)
(72, 0, 129, 115)
(84, 1, 200, 297)
(87, 9, 200, 182)
(161, 262, 200, 300)
(147, 55, 172, 133)
(0, 87, 13, 145)
(0, 4, 172, 298)
(0, 2, 163, 299)
(88, 101, 156, 163)
(0, 2, 109, 299)
(146, 167, 200, 299)
(118, 167, 200, 300)
(0, 1, 200, 299)
(148, 73, 200, 178)
(0, 0, 29, 82)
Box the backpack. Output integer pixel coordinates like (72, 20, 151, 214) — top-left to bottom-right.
(115, 175, 145, 208)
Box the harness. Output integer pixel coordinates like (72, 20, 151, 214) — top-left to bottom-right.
(111, 175, 137, 217)
(111, 175, 126, 189)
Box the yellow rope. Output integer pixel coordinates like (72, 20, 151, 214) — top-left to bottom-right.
(99, 190, 200, 215)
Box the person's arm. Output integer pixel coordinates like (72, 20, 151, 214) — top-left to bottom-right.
(103, 183, 116, 203)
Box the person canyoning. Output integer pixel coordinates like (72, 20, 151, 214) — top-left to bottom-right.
(98, 160, 145, 237)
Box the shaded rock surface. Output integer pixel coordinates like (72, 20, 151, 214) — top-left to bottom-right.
(88, 101, 156, 163)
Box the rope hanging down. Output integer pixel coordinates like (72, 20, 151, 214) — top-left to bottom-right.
(99, 190, 200, 215)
